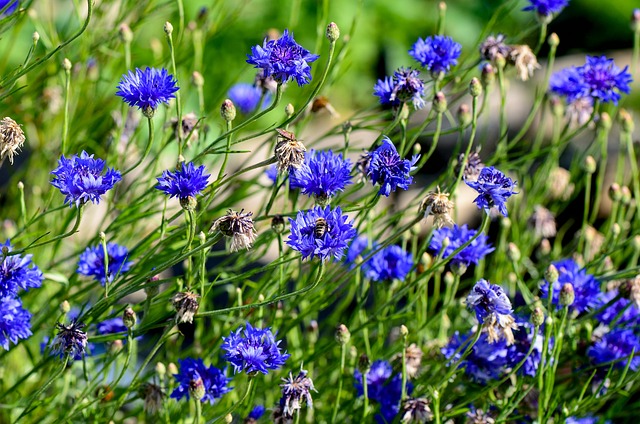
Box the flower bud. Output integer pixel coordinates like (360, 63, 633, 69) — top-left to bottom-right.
(400, 325, 409, 337)
(358, 354, 371, 373)
(531, 307, 545, 327)
(163, 21, 174, 36)
(633, 235, 640, 252)
(335, 323, 351, 345)
(619, 109, 635, 133)
(612, 223, 621, 237)
(583, 155, 597, 174)
(632, 8, 640, 33)
(621, 185, 632, 205)
(192, 71, 204, 87)
(220, 99, 236, 122)
(119, 24, 133, 43)
(450, 262, 467, 276)
(123, 307, 137, 329)
(189, 378, 206, 401)
(481, 63, 495, 87)
(285, 103, 295, 117)
(155, 362, 166, 376)
(412, 143, 422, 155)
(598, 112, 612, 131)
(62, 58, 72, 71)
(60, 300, 71, 314)
(326, 22, 340, 42)
(495, 54, 506, 70)
(271, 214, 285, 234)
(443, 271, 454, 286)
(609, 183, 622, 202)
(469, 77, 482, 97)
(550, 95, 564, 118)
(433, 91, 447, 114)
(507, 242, 521, 262)
(457, 104, 472, 127)
(501, 217, 511, 229)
(180, 196, 198, 211)
(559, 283, 575, 307)
(224, 414, 233, 423)
(548, 33, 559, 48)
(167, 362, 178, 375)
(33, 31, 40, 43)
(545, 264, 559, 284)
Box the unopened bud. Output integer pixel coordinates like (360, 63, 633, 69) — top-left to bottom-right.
(583, 156, 597, 174)
(443, 272, 455, 286)
(559, 283, 575, 306)
(481, 63, 495, 87)
(192, 71, 204, 87)
(609, 183, 622, 202)
(598, 112, 612, 131)
(612, 223, 621, 237)
(220, 99, 236, 122)
(119, 24, 133, 43)
(457, 104, 472, 127)
(189, 378, 206, 400)
(285, 103, 295, 117)
(501, 217, 512, 229)
(164, 21, 174, 36)
(400, 325, 409, 337)
(633, 235, 640, 251)
(224, 414, 233, 424)
(531, 307, 545, 327)
(550, 96, 564, 118)
(358, 354, 371, 373)
(495, 54, 506, 70)
(507, 242, 521, 262)
(545, 264, 559, 284)
(271, 214, 285, 234)
(335, 324, 351, 345)
(632, 8, 640, 33)
(326, 22, 340, 42)
(60, 300, 71, 314)
(450, 262, 467, 276)
(469, 77, 482, 97)
(155, 362, 166, 376)
(433, 91, 447, 114)
(32, 31, 40, 43)
(123, 307, 136, 329)
(412, 143, 421, 155)
(62, 58, 72, 71)
(619, 109, 635, 133)
(547, 33, 559, 48)
(180, 196, 198, 211)
(167, 362, 178, 375)
(621, 186, 632, 205)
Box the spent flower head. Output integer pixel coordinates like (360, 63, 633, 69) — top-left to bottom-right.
(274, 128, 307, 172)
(222, 322, 290, 375)
(280, 369, 316, 417)
(419, 187, 454, 228)
(171, 291, 200, 324)
(50, 151, 122, 207)
(51, 320, 88, 359)
(140, 383, 165, 414)
(0, 117, 25, 165)
(211, 209, 257, 252)
(116, 67, 179, 117)
(465, 166, 518, 217)
(170, 357, 232, 404)
(77, 242, 133, 286)
(409, 35, 462, 75)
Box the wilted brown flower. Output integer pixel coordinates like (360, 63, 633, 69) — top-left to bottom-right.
(171, 291, 200, 324)
(419, 187, 454, 228)
(0, 117, 25, 165)
(507, 45, 540, 81)
(210, 209, 257, 252)
(274, 128, 306, 172)
(528, 205, 557, 238)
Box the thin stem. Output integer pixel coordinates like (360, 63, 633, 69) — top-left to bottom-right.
(123, 117, 154, 176)
(331, 343, 347, 423)
(61, 63, 71, 155)
(194, 397, 202, 424)
(166, 26, 183, 154)
(212, 378, 255, 423)
(102, 235, 110, 297)
(217, 120, 233, 181)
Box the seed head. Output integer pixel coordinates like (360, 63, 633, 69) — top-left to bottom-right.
(507, 45, 540, 81)
(171, 291, 200, 324)
(401, 397, 434, 423)
(274, 129, 306, 172)
(0, 117, 26, 165)
(280, 369, 316, 417)
(210, 209, 257, 252)
(419, 187, 454, 228)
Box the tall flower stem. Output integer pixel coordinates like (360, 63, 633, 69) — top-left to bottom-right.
(362, 369, 369, 422)
(449, 95, 479, 195)
(495, 62, 508, 162)
(101, 233, 110, 297)
(165, 23, 183, 155)
(61, 60, 71, 155)
(123, 117, 154, 176)
(331, 342, 347, 423)
(213, 377, 255, 423)
(193, 398, 202, 424)
(217, 120, 233, 181)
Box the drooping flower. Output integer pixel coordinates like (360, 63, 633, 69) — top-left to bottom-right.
(419, 187, 454, 228)
(540, 258, 601, 313)
(140, 383, 166, 414)
(465, 166, 518, 217)
(51, 320, 88, 359)
(289, 150, 352, 204)
(354, 360, 413, 423)
(442, 330, 509, 384)
(374, 68, 426, 110)
(523, 0, 570, 18)
(580, 55, 632, 105)
(0, 240, 43, 297)
(287, 205, 356, 261)
(409, 35, 462, 75)
(0, 296, 32, 350)
(246, 29, 319, 86)
(170, 357, 232, 404)
(77, 242, 133, 286)
(466, 279, 518, 344)
(274, 128, 307, 172)
(156, 162, 210, 208)
(365, 137, 419, 197)
(280, 369, 316, 418)
(116, 67, 179, 117)
(210, 209, 257, 252)
(429, 224, 494, 268)
(50, 151, 122, 207)
(507, 45, 540, 81)
(365, 245, 413, 282)
(221, 322, 290, 375)
(588, 328, 640, 371)
(228, 83, 271, 114)
(0, 117, 25, 165)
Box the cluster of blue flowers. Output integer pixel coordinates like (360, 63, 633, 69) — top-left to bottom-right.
(354, 359, 412, 423)
(289, 149, 352, 203)
(429, 224, 494, 270)
(345, 236, 414, 282)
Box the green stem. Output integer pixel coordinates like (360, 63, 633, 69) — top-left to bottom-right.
(123, 117, 154, 176)
(61, 63, 71, 155)
(217, 120, 233, 181)
(331, 343, 347, 423)
(362, 369, 369, 421)
(166, 26, 183, 154)
(102, 235, 110, 297)
(194, 397, 202, 424)
(8, 206, 83, 256)
(449, 95, 479, 195)
(212, 378, 255, 423)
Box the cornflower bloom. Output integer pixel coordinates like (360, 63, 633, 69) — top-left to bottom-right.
(597, 289, 640, 328)
(354, 360, 412, 423)
(246, 29, 319, 86)
(588, 328, 640, 371)
(523, 0, 570, 18)
(210, 209, 257, 252)
(365, 245, 413, 282)
(507, 319, 549, 377)
(77, 242, 133, 286)
(374, 68, 426, 110)
(0, 296, 32, 350)
(280, 369, 316, 417)
(409, 35, 462, 75)
(228, 83, 270, 114)
(222, 322, 290, 375)
(51, 320, 88, 359)
(540, 258, 601, 313)
(466, 279, 517, 344)
(116, 67, 179, 117)
(429, 224, 494, 269)
(171, 358, 232, 404)
(0, 117, 25, 165)
(1, 240, 43, 297)
(287, 206, 356, 261)
(244, 406, 266, 424)
(156, 162, 210, 210)
(465, 166, 518, 217)
(565, 416, 610, 424)
(289, 150, 352, 205)
(97, 317, 127, 337)
(442, 331, 509, 384)
(50, 151, 122, 207)
(364, 137, 419, 197)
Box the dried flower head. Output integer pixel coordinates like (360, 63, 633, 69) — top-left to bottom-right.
(401, 397, 434, 423)
(51, 320, 88, 359)
(456, 151, 484, 182)
(479, 34, 512, 63)
(547, 167, 574, 200)
(210, 209, 257, 252)
(171, 291, 200, 324)
(507, 45, 540, 81)
(139, 383, 165, 414)
(274, 128, 306, 172)
(619, 275, 640, 309)
(419, 187, 454, 228)
(171, 112, 200, 147)
(0, 117, 25, 165)
(528, 205, 557, 238)
(271, 405, 294, 424)
(465, 407, 496, 424)
(280, 369, 316, 417)
(392, 343, 423, 379)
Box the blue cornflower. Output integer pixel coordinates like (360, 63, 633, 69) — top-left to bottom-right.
(429, 224, 495, 268)
(228, 83, 271, 114)
(540, 259, 600, 314)
(246, 405, 266, 421)
(366, 136, 419, 197)
(246, 29, 319, 86)
(465, 166, 518, 217)
(549, 67, 589, 103)
(373, 68, 426, 110)
(156, 162, 210, 206)
(597, 290, 640, 328)
(523, 0, 569, 17)
(566, 416, 610, 424)
(0, 0, 18, 15)
(50, 151, 122, 207)
(116, 67, 178, 117)
(354, 360, 412, 424)
(287, 205, 356, 261)
(345, 236, 371, 267)
(409, 35, 462, 75)
(580, 55, 632, 105)
(51, 320, 88, 360)
(0, 241, 43, 297)
(442, 330, 509, 384)
(170, 357, 232, 404)
(588, 328, 640, 371)
(97, 317, 127, 337)
(77, 242, 133, 286)
(0, 296, 32, 350)
(289, 150, 352, 204)
(221, 322, 290, 375)
(466, 279, 517, 344)
(508, 319, 549, 377)
(265, 164, 279, 184)
(365, 245, 413, 282)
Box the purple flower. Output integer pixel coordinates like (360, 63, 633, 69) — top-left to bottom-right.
(289, 150, 352, 203)
(566, 416, 610, 424)
(345, 236, 371, 267)
(50, 151, 122, 207)
(365, 245, 413, 282)
(442, 330, 509, 384)
(77, 242, 133, 286)
(409, 35, 462, 74)
(365, 137, 419, 197)
(549, 67, 589, 102)
(116, 67, 178, 116)
(246, 29, 319, 86)
(170, 357, 232, 404)
(374, 68, 425, 110)
(508, 319, 549, 377)
(354, 360, 412, 424)
(0, 240, 43, 297)
(540, 259, 601, 314)
(467, 279, 517, 344)
(247, 405, 265, 420)
(287, 206, 356, 261)
(588, 328, 640, 371)
(465, 166, 518, 216)
(580, 55, 632, 105)
(0, 296, 32, 350)
(523, 0, 569, 17)
(97, 317, 127, 336)
(51, 320, 88, 360)
(429, 224, 494, 267)
(0, 0, 18, 15)
(221, 322, 290, 375)
(597, 290, 640, 327)
(156, 162, 210, 201)
(228, 83, 271, 114)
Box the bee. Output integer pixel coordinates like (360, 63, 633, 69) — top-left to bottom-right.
(314, 217, 328, 238)
(276, 128, 298, 142)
